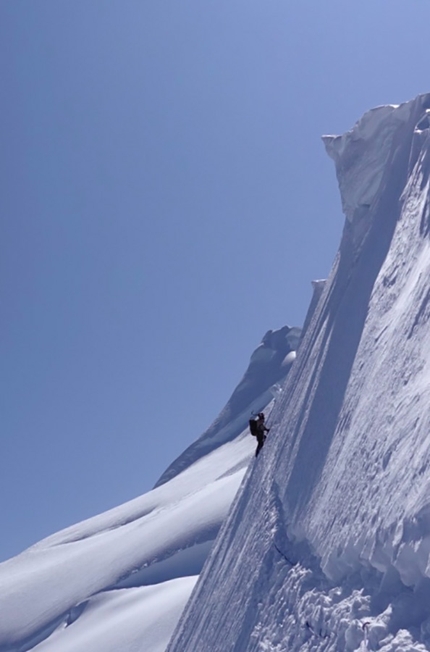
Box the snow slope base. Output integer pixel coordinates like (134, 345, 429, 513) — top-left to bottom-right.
(168, 94, 430, 652)
(0, 326, 300, 651)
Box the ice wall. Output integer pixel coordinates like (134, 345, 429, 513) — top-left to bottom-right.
(167, 94, 430, 652)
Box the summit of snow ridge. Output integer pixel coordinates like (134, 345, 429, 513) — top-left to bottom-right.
(322, 94, 430, 225)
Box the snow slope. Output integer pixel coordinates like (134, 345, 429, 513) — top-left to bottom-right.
(168, 94, 430, 652)
(0, 325, 300, 652)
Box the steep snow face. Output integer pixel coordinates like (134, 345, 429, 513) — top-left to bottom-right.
(168, 94, 430, 652)
(0, 322, 300, 652)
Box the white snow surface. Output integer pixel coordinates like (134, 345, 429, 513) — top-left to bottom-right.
(32, 578, 196, 652)
(167, 94, 430, 652)
(0, 324, 300, 651)
(0, 422, 253, 652)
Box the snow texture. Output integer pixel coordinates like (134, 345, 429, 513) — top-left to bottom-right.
(0, 326, 300, 652)
(167, 94, 430, 652)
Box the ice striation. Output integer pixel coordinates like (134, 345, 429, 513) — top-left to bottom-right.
(167, 93, 430, 652)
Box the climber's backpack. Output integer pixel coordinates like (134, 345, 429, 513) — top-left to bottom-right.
(249, 418, 258, 437)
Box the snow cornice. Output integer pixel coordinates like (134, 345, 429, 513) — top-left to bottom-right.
(323, 94, 430, 226)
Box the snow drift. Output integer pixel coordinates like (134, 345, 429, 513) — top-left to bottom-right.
(167, 94, 430, 652)
(0, 325, 300, 652)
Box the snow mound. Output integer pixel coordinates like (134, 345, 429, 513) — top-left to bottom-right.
(32, 579, 196, 652)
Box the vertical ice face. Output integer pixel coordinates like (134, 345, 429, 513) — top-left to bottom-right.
(167, 94, 430, 652)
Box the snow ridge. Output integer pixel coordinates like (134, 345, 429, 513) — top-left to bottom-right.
(0, 321, 300, 652)
(155, 325, 301, 487)
(167, 93, 430, 652)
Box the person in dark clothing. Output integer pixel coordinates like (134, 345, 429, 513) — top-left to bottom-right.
(255, 412, 270, 457)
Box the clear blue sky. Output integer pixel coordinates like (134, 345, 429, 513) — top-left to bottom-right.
(1, 0, 429, 562)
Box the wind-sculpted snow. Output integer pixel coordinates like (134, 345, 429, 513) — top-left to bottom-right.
(0, 320, 301, 652)
(322, 102, 414, 225)
(167, 94, 430, 652)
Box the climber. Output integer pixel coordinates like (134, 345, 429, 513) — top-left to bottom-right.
(249, 412, 270, 457)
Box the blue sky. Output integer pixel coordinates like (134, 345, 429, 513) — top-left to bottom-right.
(1, 0, 429, 562)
